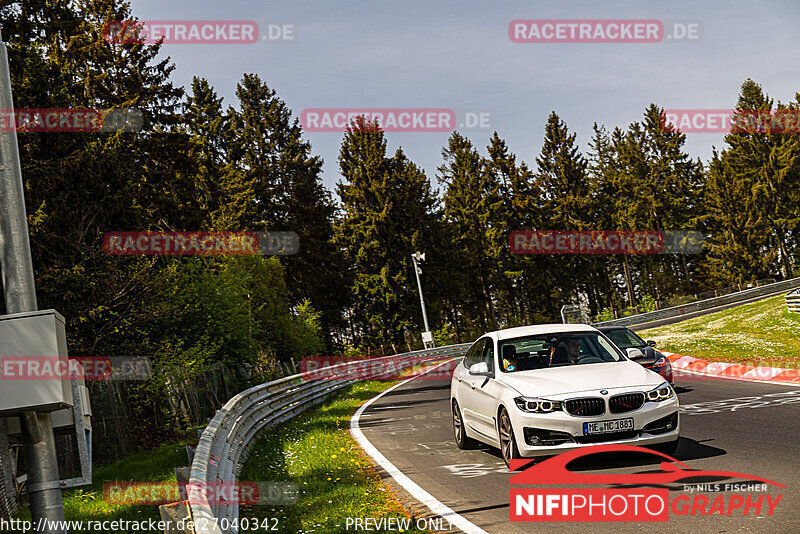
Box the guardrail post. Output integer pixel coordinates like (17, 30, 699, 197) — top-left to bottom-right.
(159, 501, 194, 533)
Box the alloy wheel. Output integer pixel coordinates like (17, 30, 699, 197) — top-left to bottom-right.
(500, 412, 514, 465)
(453, 403, 463, 442)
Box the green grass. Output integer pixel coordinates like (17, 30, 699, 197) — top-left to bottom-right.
(11, 370, 437, 533)
(639, 294, 800, 367)
(239, 381, 429, 534)
(15, 441, 192, 532)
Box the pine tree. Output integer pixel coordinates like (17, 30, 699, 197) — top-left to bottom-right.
(183, 77, 227, 226)
(704, 80, 800, 282)
(534, 112, 592, 309)
(484, 132, 547, 325)
(585, 123, 624, 313)
(217, 74, 288, 229)
(336, 118, 439, 352)
(282, 142, 349, 345)
(206, 74, 348, 340)
(1, 0, 190, 353)
(620, 105, 705, 300)
(439, 132, 505, 331)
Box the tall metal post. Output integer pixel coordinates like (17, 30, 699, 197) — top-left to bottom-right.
(0, 32, 66, 533)
(411, 252, 434, 348)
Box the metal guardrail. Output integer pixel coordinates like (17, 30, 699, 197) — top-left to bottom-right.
(590, 278, 776, 323)
(593, 276, 800, 328)
(181, 344, 469, 534)
(788, 289, 800, 314)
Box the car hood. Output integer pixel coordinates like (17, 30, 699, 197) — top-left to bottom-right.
(500, 361, 664, 398)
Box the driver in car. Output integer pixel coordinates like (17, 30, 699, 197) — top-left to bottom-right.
(551, 338, 582, 365)
(565, 338, 581, 364)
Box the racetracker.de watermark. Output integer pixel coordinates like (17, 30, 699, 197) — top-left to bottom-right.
(300, 109, 492, 132)
(662, 109, 800, 133)
(509, 231, 704, 255)
(1, 356, 151, 381)
(300, 357, 458, 382)
(672, 362, 800, 382)
(0, 108, 143, 133)
(103, 481, 297, 505)
(509, 20, 702, 43)
(103, 20, 295, 44)
(104, 231, 299, 256)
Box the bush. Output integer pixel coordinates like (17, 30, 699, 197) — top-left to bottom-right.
(640, 294, 659, 313)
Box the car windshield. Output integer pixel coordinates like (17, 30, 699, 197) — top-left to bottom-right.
(499, 332, 623, 372)
(603, 328, 647, 349)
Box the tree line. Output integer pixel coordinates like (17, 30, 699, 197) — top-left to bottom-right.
(2, 1, 799, 445)
(338, 95, 799, 351)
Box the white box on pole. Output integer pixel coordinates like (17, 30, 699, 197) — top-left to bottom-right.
(0, 309, 72, 415)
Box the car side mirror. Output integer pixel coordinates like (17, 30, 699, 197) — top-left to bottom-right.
(469, 362, 490, 375)
(626, 348, 646, 360)
(647, 340, 657, 347)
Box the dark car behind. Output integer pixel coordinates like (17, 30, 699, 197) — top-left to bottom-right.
(598, 326, 673, 383)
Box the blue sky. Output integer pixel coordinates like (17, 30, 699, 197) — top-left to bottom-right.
(131, 0, 800, 192)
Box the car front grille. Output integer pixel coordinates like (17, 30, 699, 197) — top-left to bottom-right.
(609, 393, 645, 414)
(564, 397, 605, 417)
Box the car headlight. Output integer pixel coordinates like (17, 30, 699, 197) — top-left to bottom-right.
(645, 382, 674, 402)
(514, 396, 562, 413)
(652, 354, 671, 370)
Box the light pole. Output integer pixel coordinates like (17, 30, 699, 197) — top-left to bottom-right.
(0, 32, 66, 532)
(411, 251, 434, 348)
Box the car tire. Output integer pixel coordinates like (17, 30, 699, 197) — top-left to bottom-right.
(452, 400, 478, 450)
(651, 438, 679, 455)
(498, 408, 521, 468)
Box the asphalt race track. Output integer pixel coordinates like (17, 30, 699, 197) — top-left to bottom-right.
(358, 361, 800, 533)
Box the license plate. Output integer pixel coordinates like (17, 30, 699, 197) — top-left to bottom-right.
(583, 418, 634, 435)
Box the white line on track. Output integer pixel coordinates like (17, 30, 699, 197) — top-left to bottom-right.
(350, 359, 489, 534)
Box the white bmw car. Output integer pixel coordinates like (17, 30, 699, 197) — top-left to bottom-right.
(450, 324, 679, 466)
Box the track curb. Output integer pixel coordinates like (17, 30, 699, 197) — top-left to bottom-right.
(662, 351, 800, 383)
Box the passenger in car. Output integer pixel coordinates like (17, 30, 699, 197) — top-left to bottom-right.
(502, 345, 518, 371)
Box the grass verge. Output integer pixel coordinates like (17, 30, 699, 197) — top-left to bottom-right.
(239, 380, 430, 534)
(12, 370, 440, 532)
(639, 294, 800, 366)
(15, 441, 192, 532)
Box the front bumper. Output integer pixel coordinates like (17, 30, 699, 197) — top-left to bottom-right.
(508, 399, 679, 457)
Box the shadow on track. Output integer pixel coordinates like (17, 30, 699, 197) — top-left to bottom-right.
(469, 437, 726, 475)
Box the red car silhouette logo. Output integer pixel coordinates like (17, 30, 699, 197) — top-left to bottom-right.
(510, 444, 785, 488)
